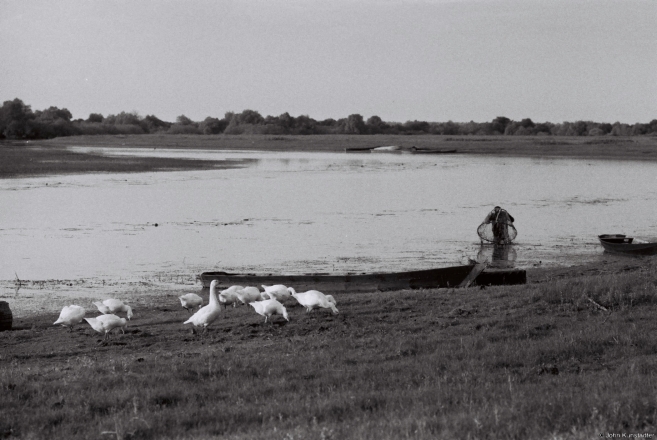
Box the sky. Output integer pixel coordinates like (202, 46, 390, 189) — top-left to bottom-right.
(1, 0, 655, 124)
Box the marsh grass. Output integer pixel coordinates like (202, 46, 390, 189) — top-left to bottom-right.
(2, 262, 657, 438)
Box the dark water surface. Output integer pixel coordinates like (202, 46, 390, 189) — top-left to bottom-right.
(2, 148, 656, 281)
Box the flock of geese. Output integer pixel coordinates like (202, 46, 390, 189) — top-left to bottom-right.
(53, 280, 339, 339)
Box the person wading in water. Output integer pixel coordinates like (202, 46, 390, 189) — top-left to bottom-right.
(483, 206, 515, 245)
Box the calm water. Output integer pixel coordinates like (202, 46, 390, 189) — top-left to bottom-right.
(1, 148, 656, 281)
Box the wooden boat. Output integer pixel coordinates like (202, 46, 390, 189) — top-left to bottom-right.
(344, 146, 458, 155)
(199, 263, 526, 293)
(598, 234, 657, 256)
(344, 147, 376, 153)
(371, 145, 403, 153)
(401, 147, 458, 155)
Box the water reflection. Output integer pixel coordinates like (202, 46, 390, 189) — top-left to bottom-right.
(477, 243, 517, 268)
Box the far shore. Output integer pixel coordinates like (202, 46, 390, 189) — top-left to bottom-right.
(1, 134, 656, 178)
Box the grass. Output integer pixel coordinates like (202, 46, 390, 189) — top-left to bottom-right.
(2, 260, 657, 439)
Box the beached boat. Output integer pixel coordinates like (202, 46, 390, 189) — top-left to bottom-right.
(371, 145, 403, 153)
(344, 147, 376, 153)
(401, 147, 458, 155)
(344, 146, 458, 154)
(598, 234, 657, 256)
(199, 263, 526, 293)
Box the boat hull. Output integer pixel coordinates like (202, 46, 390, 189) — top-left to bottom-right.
(598, 234, 657, 256)
(199, 263, 524, 293)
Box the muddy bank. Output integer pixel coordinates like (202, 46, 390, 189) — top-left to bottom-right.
(2, 256, 653, 322)
(0, 142, 250, 178)
(5, 133, 656, 177)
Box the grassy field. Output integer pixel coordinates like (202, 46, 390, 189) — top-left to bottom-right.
(2, 259, 657, 439)
(1, 133, 656, 178)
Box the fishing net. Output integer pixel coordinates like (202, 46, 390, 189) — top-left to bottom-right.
(476, 243, 517, 268)
(477, 221, 518, 244)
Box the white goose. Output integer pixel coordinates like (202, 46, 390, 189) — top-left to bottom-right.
(249, 299, 289, 323)
(93, 299, 133, 320)
(53, 305, 86, 332)
(219, 285, 244, 309)
(83, 314, 128, 340)
(184, 280, 222, 334)
(235, 286, 266, 305)
(262, 284, 294, 302)
(291, 290, 339, 314)
(179, 293, 203, 314)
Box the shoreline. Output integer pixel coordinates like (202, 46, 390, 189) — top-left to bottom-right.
(1, 134, 656, 178)
(2, 256, 653, 321)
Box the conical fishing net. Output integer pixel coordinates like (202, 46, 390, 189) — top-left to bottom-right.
(477, 221, 517, 244)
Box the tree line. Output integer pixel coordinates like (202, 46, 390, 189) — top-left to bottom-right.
(1, 97, 656, 140)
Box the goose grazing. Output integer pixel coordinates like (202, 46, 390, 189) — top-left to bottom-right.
(53, 305, 86, 332)
(219, 285, 244, 309)
(83, 314, 128, 340)
(291, 290, 339, 315)
(184, 280, 222, 334)
(249, 299, 289, 323)
(179, 293, 203, 314)
(93, 299, 133, 320)
(235, 286, 266, 305)
(262, 284, 294, 302)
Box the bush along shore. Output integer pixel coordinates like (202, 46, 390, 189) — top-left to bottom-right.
(2, 98, 657, 139)
(1, 259, 657, 439)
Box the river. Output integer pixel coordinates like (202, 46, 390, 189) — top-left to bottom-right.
(1, 148, 656, 282)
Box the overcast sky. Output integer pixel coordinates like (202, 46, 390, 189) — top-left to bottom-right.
(1, 0, 655, 124)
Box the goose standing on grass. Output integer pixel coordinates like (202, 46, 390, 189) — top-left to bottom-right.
(184, 280, 222, 334)
(53, 305, 86, 332)
(249, 298, 289, 324)
(219, 285, 244, 309)
(83, 314, 128, 340)
(93, 299, 134, 320)
(291, 290, 339, 315)
(235, 286, 266, 305)
(262, 284, 294, 302)
(179, 293, 203, 314)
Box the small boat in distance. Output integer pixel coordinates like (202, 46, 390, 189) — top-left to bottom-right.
(344, 146, 458, 154)
(598, 234, 657, 256)
(199, 263, 526, 293)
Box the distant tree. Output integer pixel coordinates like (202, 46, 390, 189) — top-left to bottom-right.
(365, 115, 387, 134)
(199, 117, 228, 134)
(519, 118, 535, 128)
(649, 119, 657, 134)
(317, 118, 337, 126)
(176, 114, 194, 126)
(35, 106, 72, 122)
(294, 115, 316, 134)
(87, 113, 104, 123)
(491, 116, 511, 134)
(112, 111, 141, 126)
(610, 122, 631, 136)
(343, 114, 366, 134)
(534, 122, 553, 134)
(572, 121, 589, 136)
(403, 120, 430, 133)
(236, 110, 264, 125)
(0, 98, 36, 139)
(598, 123, 613, 135)
(141, 115, 171, 133)
(277, 112, 294, 131)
